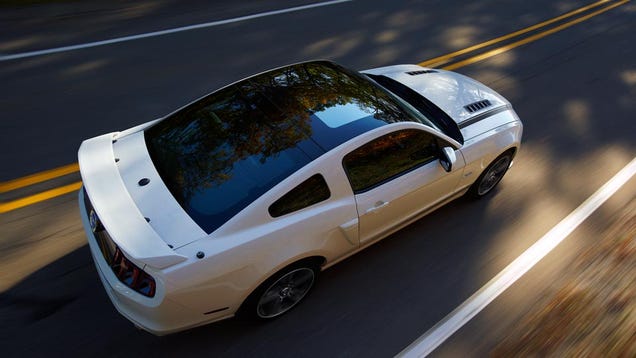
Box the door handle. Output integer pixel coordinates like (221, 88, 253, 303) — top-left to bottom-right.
(366, 200, 389, 214)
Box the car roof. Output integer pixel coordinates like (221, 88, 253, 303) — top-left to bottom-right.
(224, 60, 429, 151)
(144, 61, 430, 234)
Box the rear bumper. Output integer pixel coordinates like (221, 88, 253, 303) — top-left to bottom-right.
(79, 187, 225, 335)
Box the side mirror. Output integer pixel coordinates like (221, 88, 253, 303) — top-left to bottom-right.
(439, 146, 456, 172)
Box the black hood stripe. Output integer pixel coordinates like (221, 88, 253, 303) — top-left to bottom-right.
(458, 105, 511, 129)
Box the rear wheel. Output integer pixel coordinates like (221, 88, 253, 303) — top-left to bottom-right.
(256, 267, 315, 318)
(240, 261, 319, 320)
(468, 151, 514, 198)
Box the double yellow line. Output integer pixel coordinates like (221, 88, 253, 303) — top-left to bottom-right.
(0, 164, 82, 213)
(422, 0, 628, 70)
(0, 0, 628, 214)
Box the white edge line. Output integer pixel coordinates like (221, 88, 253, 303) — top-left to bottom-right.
(0, 0, 353, 62)
(396, 156, 636, 358)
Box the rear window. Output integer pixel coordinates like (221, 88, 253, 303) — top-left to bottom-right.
(145, 84, 315, 234)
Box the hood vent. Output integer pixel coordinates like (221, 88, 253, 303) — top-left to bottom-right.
(406, 69, 438, 76)
(464, 99, 492, 113)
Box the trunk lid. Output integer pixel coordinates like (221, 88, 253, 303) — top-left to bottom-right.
(78, 131, 202, 268)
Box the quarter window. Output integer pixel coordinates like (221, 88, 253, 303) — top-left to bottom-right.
(343, 129, 438, 193)
(268, 174, 331, 217)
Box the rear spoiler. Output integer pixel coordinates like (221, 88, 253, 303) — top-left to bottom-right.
(78, 132, 187, 269)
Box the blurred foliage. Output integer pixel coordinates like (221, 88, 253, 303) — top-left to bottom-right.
(492, 202, 636, 357)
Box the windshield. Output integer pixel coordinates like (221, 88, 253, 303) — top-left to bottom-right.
(365, 73, 464, 144)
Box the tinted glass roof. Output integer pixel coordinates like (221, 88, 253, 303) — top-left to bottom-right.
(145, 61, 432, 234)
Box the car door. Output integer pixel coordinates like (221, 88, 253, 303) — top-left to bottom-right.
(342, 128, 465, 245)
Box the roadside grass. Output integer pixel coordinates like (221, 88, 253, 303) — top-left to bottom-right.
(492, 200, 636, 356)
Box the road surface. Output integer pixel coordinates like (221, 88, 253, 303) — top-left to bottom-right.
(1, 0, 634, 356)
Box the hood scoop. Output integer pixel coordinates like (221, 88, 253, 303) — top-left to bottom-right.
(406, 69, 438, 76)
(464, 99, 492, 113)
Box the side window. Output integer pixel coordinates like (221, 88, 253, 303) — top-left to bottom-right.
(343, 129, 438, 193)
(268, 174, 331, 217)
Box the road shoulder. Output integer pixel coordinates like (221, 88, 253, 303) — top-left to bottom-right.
(432, 176, 636, 357)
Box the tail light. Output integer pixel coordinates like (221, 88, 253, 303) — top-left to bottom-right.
(111, 248, 156, 297)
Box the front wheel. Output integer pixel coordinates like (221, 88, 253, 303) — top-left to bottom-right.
(468, 152, 513, 198)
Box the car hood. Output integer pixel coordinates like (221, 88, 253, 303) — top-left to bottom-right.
(362, 64, 510, 126)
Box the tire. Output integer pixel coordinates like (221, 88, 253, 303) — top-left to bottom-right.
(468, 151, 514, 198)
(239, 261, 319, 320)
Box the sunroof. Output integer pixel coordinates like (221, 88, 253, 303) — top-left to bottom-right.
(313, 102, 375, 128)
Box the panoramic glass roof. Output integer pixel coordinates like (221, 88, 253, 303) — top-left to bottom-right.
(145, 61, 434, 234)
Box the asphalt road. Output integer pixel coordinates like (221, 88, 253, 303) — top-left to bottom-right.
(1, 0, 635, 356)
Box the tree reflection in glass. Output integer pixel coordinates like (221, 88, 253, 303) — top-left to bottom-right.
(145, 61, 430, 233)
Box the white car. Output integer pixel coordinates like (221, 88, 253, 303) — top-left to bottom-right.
(78, 61, 522, 335)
